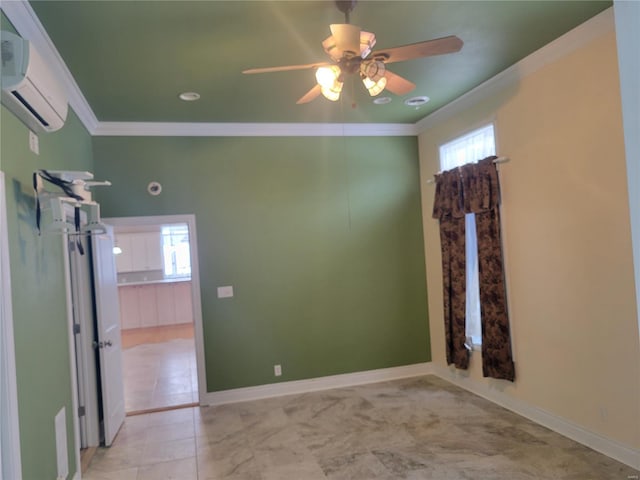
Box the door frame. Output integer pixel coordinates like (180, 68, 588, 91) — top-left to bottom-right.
(60, 208, 85, 479)
(67, 233, 100, 448)
(0, 171, 22, 480)
(104, 214, 206, 405)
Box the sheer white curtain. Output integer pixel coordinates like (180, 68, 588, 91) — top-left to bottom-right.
(439, 124, 496, 345)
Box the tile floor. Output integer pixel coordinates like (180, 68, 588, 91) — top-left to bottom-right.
(85, 375, 638, 479)
(122, 337, 198, 412)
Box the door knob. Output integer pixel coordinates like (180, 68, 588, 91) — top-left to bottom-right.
(93, 340, 113, 349)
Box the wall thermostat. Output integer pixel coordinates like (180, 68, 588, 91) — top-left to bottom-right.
(147, 181, 162, 196)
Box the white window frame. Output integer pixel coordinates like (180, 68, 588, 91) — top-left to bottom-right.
(161, 224, 192, 278)
(439, 123, 497, 350)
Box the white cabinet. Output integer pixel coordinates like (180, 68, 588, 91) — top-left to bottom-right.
(118, 281, 193, 330)
(114, 235, 133, 273)
(118, 285, 141, 329)
(114, 232, 163, 272)
(137, 284, 159, 328)
(155, 283, 176, 326)
(173, 281, 193, 324)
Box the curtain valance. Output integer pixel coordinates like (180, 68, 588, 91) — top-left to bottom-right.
(432, 156, 500, 220)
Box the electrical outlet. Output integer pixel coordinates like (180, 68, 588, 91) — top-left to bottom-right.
(274, 364, 282, 377)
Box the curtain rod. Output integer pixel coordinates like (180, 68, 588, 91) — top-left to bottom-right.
(426, 156, 510, 184)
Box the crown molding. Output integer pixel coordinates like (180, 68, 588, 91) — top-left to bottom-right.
(1, 0, 99, 134)
(92, 121, 418, 137)
(415, 7, 614, 133)
(2, 2, 613, 138)
(0, 0, 416, 137)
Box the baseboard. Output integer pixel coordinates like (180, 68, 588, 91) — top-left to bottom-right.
(202, 362, 434, 406)
(430, 364, 640, 470)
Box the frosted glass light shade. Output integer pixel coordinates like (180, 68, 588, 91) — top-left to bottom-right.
(363, 76, 387, 96)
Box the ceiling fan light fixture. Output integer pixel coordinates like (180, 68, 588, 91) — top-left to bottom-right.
(316, 65, 341, 89)
(316, 65, 343, 101)
(359, 31, 376, 58)
(363, 76, 387, 96)
(360, 60, 385, 82)
(320, 85, 342, 102)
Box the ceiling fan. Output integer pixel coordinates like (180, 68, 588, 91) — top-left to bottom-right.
(243, 0, 463, 104)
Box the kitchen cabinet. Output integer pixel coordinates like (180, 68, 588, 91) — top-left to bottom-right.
(173, 281, 193, 324)
(114, 232, 163, 273)
(118, 281, 193, 330)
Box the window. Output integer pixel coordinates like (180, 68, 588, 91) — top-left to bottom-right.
(439, 124, 496, 347)
(161, 224, 191, 278)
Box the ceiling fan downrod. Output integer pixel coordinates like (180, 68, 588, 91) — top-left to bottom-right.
(335, 0, 357, 24)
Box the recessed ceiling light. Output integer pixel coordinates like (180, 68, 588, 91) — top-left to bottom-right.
(404, 96, 430, 107)
(179, 92, 200, 101)
(373, 96, 392, 105)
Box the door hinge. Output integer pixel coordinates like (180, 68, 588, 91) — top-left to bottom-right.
(78, 406, 86, 417)
(73, 323, 81, 335)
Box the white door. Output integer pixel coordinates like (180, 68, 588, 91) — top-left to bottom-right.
(91, 226, 125, 446)
(68, 239, 100, 448)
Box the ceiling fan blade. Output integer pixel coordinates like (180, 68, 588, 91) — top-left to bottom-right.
(243, 62, 331, 74)
(384, 70, 416, 95)
(326, 24, 362, 58)
(372, 35, 463, 64)
(296, 85, 322, 105)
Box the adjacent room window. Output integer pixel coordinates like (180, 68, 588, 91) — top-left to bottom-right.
(439, 124, 496, 346)
(162, 224, 191, 278)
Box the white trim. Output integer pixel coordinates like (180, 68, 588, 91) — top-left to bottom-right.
(0, 171, 22, 480)
(416, 7, 615, 133)
(103, 215, 207, 406)
(92, 122, 417, 137)
(0, 3, 613, 138)
(430, 364, 640, 470)
(202, 363, 434, 406)
(61, 234, 82, 480)
(0, 0, 99, 134)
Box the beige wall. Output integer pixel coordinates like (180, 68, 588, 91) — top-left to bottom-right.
(419, 26, 640, 451)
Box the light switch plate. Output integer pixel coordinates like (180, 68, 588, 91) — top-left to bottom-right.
(29, 130, 39, 155)
(217, 286, 234, 298)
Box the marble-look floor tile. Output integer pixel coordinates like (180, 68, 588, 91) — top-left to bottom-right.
(136, 457, 197, 480)
(123, 338, 198, 412)
(141, 437, 196, 465)
(261, 460, 328, 480)
(319, 451, 394, 480)
(82, 466, 138, 480)
(85, 377, 639, 480)
(197, 445, 261, 479)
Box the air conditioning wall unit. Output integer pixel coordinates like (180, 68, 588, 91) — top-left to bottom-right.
(1, 30, 68, 133)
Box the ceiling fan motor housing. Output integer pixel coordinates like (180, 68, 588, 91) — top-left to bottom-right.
(336, 1, 357, 15)
(336, 0, 358, 23)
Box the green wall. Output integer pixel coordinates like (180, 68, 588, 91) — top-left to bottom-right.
(93, 135, 430, 391)
(1, 104, 93, 478)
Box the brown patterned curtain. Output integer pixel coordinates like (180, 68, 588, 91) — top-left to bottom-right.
(433, 156, 515, 381)
(432, 169, 469, 370)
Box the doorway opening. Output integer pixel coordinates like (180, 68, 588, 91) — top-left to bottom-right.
(105, 215, 205, 415)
